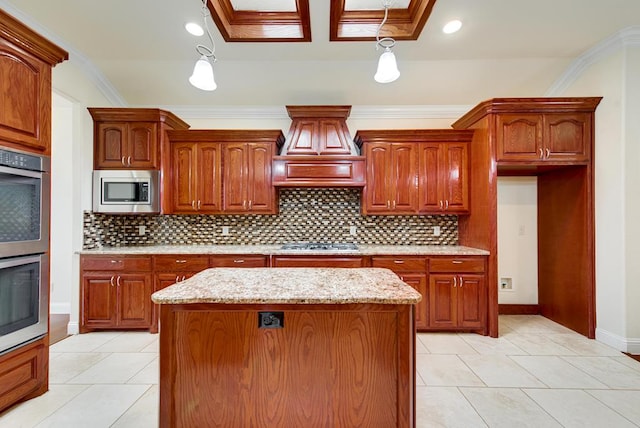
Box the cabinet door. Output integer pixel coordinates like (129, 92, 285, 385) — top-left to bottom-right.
(428, 274, 456, 328)
(391, 144, 419, 213)
(363, 144, 392, 213)
(170, 142, 198, 213)
(543, 113, 590, 162)
(197, 143, 222, 212)
(496, 114, 543, 162)
(418, 143, 441, 212)
(82, 273, 117, 331)
(117, 274, 153, 328)
(95, 123, 128, 168)
(127, 122, 157, 168)
(442, 143, 469, 213)
(398, 273, 428, 330)
(246, 143, 276, 213)
(223, 143, 248, 212)
(0, 40, 50, 153)
(457, 274, 486, 328)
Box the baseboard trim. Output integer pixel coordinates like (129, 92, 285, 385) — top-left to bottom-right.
(498, 304, 540, 315)
(596, 327, 640, 353)
(67, 321, 80, 335)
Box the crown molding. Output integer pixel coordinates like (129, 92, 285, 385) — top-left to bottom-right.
(157, 104, 472, 121)
(546, 25, 640, 96)
(0, 0, 127, 107)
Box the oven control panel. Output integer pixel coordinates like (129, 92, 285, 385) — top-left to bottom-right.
(0, 148, 45, 171)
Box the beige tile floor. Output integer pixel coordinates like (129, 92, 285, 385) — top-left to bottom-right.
(1, 315, 640, 427)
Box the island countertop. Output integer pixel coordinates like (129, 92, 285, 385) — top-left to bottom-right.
(151, 267, 422, 305)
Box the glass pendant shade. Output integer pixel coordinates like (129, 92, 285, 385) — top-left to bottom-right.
(189, 55, 217, 91)
(374, 49, 400, 83)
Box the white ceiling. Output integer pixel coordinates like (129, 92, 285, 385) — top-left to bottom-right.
(2, 0, 640, 108)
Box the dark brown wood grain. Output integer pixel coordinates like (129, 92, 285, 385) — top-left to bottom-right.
(159, 303, 415, 427)
(0, 337, 47, 413)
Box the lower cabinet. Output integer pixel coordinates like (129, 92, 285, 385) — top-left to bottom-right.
(0, 338, 47, 413)
(371, 256, 428, 331)
(80, 256, 153, 333)
(427, 257, 487, 333)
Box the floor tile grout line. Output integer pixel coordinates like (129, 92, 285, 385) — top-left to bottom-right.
(582, 389, 640, 427)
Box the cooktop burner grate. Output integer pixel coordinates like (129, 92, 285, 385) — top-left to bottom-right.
(280, 242, 358, 251)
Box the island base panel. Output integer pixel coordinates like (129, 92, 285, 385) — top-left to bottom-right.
(159, 303, 415, 427)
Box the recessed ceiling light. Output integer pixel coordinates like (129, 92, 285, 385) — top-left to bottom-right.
(185, 22, 204, 36)
(442, 20, 462, 34)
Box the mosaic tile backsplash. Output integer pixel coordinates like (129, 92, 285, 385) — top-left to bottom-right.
(83, 188, 458, 249)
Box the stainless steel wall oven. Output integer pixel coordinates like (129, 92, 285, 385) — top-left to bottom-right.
(0, 147, 50, 355)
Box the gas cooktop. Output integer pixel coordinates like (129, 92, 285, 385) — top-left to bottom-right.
(280, 243, 358, 251)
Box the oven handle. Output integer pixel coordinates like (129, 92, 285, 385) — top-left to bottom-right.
(0, 165, 44, 179)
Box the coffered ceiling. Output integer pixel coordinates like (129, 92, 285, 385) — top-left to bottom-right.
(1, 0, 639, 109)
(207, 0, 435, 42)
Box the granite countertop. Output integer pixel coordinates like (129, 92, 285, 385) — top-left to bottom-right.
(79, 244, 490, 256)
(151, 267, 423, 305)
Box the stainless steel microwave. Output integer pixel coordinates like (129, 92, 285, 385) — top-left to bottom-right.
(93, 170, 159, 214)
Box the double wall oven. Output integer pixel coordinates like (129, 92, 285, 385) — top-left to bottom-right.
(0, 147, 50, 355)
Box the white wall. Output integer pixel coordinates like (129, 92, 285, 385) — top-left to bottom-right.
(497, 177, 539, 304)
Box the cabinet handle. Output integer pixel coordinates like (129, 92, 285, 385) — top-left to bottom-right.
(439, 200, 443, 210)
(233, 259, 245, 263)
(386, 200, 390, 209)
(191, 200, 196, 210)
(175, 275, 180, 283)
(459, 276, 464, 287)
(243, 200, 247, 210)
(393, 260, 405, 264)
(452, 260, 463, 264)
(110, 275, 115, 286)
(181, 275, 187, 282)
(538, 148, 544, 159)
(197, 200, 201, 210)
(175, 260, 187, 263)
(121, 156, 126, 166)
(116, 276, 121, 287)
(392, 200, 396, 209)
(453, 276, 457, 287)
(445, 200, 449, 210)
(127, 156, 132, 166)
(545, 148, 550, 158)
(248, 200, 252, 210)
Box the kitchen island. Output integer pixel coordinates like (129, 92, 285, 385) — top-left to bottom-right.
(152, 267, 422, 427)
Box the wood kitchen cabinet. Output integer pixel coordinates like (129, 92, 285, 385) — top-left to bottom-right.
(371, 256, 428, 330)
(355, 130, 474, 216)
(80, 255, 154, 333)
(223, 142, 277, 214)
(152, 255, 210, 332)
(271, 256, 366, 268)
(496, 112, 591, 163)
(166, 140, 222, 214)
(89, 108, 189, 170)
(164, 130, 284, 215)
(0, 10, 67, 155)
(210, 255, 269, 267)
(419, 142, 470, 214)
(427, 257, 486, 332)
(360, 142, 418, 215)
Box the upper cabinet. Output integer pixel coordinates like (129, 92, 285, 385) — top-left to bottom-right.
(419, 142, 469, 214)
(164, 130, 284, 215)
(89, 108, 189, 170)
(0, 10, 67, 155)
(224, 142, 277, 214)
(356, 130, 474, 216)
(496, 112, 591, 163)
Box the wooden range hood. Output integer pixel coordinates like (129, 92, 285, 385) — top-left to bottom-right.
(272, 106, 366, 187)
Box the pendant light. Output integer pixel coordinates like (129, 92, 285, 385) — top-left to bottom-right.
(189, 0, 217, 91)
(374, 0, 400, 84)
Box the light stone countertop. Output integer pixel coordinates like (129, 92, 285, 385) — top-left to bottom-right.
(79, 244, 489, 256)
(151, 267, 423, 305)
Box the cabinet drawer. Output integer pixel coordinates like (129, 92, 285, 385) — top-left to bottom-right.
(272, 256, 365, 268)
(154, 255, 210, 271)
(81, 255, 152, 271)
(209, 255, 268, 268)
(371, 257, 426, 272)
(429, 257, 485, 273)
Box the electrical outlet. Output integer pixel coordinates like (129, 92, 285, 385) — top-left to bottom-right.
(500, 277, 513, 290)
(349, 225, 357, 236)
(433, 226, 441, 236)
(138, 225, 146, 236)
(222, 226, 230, 235)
